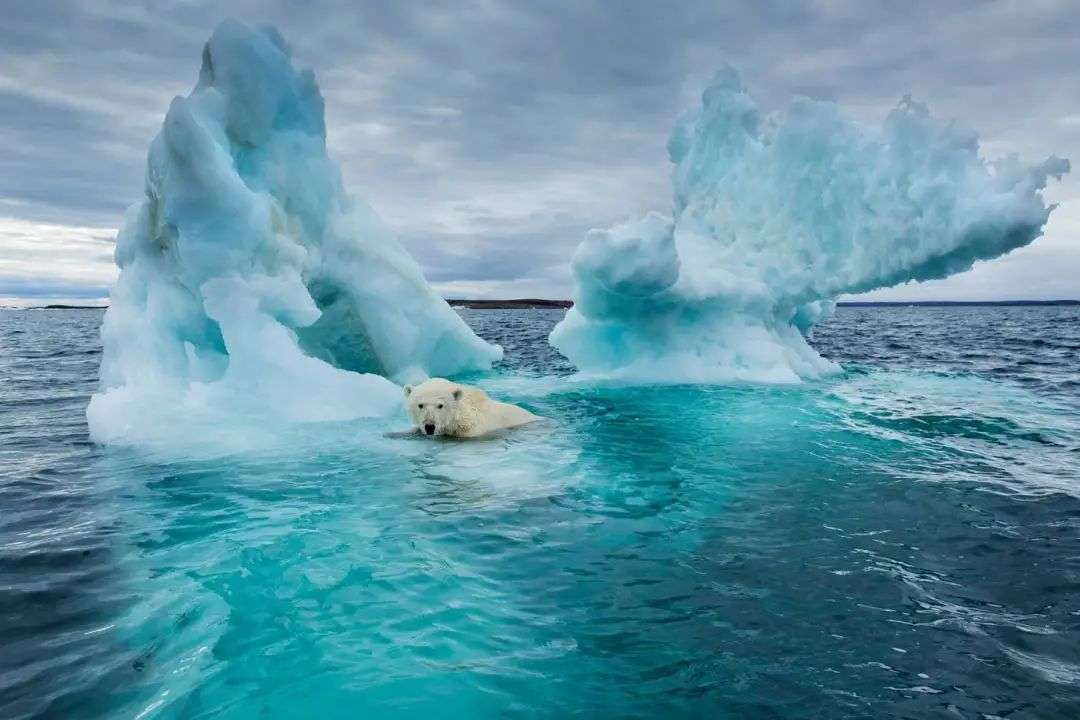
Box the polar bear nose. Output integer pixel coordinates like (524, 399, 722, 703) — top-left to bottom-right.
(424, 423, 436, 435)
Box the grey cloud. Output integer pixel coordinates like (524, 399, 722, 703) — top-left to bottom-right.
(1, 0, 1078, 301)
(0, 277, 110, 299)
(401, 220, 589, 284)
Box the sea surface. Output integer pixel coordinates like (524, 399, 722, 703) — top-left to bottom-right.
(2, 306, 1079, 719)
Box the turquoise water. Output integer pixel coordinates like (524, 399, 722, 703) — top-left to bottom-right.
(2, 306, 1080, 718)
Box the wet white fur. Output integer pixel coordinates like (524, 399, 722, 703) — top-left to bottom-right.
(404, 378, 537, 437)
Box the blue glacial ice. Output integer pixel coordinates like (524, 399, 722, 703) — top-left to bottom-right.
(551, 67, 1069, 383)
(87, 21, 500, 444)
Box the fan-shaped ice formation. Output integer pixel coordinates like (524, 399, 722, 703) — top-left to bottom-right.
(551, 67, 1068, 383)
(88, 21, 500, 443)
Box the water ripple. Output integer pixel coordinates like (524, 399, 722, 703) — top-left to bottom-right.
(1, 306, 1079, 719)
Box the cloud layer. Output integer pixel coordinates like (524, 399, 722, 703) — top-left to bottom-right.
(1, 0, 1077, 302)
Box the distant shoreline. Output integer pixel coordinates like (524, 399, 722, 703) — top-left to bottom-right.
(448, 299, 573, 309)
(447, 299, 1080, 309)
(16, 304, 110, 310)
(835, 300, 1080, 307)
(7, 299, 1079, 311)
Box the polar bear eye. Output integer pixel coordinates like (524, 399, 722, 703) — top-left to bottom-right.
(437, 403, 444, 409)
(417, 403, 424, 409)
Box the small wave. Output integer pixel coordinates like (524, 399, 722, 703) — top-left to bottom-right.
(1002, 646, 1080, 686)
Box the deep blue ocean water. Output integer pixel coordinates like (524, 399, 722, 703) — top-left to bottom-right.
(2, 306, 1079, 719)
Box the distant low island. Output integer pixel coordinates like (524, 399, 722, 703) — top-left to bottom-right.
(448, 299, 573, 309)
(19, 304, 110, 310)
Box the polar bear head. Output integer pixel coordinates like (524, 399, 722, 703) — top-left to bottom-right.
(404, 378, 465, 436)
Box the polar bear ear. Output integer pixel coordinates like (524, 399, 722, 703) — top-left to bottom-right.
(452, 388, 463, 400)
(404, 385, 412, 396)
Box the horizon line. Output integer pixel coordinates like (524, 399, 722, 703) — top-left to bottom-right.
(6, 298, 1080, 310)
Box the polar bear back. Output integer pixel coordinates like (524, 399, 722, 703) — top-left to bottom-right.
(468, 388, 536, 437)
(452, 384, 536, 437)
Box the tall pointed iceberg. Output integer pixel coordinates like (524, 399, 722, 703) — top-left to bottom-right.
(88, 21, 500, 443)
(550, 67, 1068, 383)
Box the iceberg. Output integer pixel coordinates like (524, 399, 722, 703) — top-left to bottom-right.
(88, 21, 500, 443)
(551, 67, 1068, 383)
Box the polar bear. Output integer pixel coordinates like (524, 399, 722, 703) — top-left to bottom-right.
(404, 378, 537, 437)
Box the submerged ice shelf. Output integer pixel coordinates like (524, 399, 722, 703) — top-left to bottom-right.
(88, 21, 500, 443)
(551, 67, 1069, 383)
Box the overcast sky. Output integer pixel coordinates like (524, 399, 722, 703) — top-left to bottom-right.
(1, 0, 1078, 304)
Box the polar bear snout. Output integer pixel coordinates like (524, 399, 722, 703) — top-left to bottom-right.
(405, 379, 460, 437)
